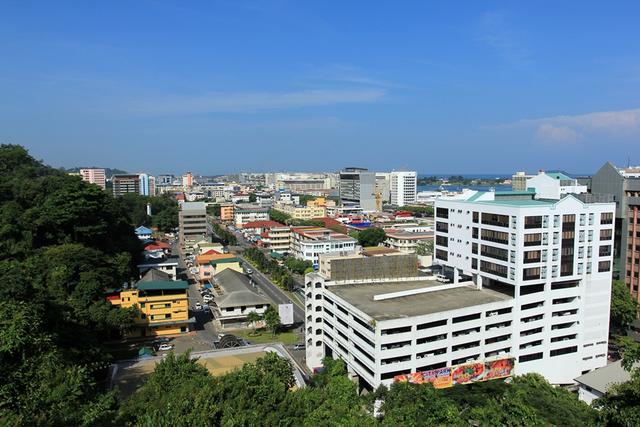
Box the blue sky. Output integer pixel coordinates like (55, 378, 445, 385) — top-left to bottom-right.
(1, 1, 639, 175)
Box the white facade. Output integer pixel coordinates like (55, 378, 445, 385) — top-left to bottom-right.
(390, 171, 417, 207)
(291, 228, 358, 265)
(233, 205, 270, 228)
(433, 192, 615, 383)
(526, 172, 587, 200)
(304, 191, 615, 389)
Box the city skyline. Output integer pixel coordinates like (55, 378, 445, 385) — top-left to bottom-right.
(2, 2, 640, 173)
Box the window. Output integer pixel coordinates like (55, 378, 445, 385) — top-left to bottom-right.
(381, 326, 411, 335)
(436, 207, 449, 219)
(519, 352, 543, 363)
(436, 221, 449, 233)
(453, 313, 481, 323)
(524, 250, 541, 264)
(472, 211, 479, 223)
(481, 229, 509, 244)
(480, 244, 509, 261)
(598, 261, 611, 272)
(599, 245, 612, 257)
(523, 268, 541, 281)
(436, 249, 448, 261)
(524, 216, 543, 229)
(550, 346, 578, 357)
(600, 212, 613, 225)
(524, 233, 542, 246)
(600, 229, 612, 241)
(481, 213, 509, 227)
(480, 260, 508, 278)
(417, 319, 447, 330)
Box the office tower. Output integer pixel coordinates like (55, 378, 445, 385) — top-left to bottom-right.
(339, 167, 377, 212)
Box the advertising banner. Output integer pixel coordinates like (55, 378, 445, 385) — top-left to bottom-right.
(394, 357, 514, 388)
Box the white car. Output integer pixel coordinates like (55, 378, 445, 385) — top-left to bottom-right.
(194, 302, 202, 310)
(158, 344, 173, 351)
(203, 294, 214, 303)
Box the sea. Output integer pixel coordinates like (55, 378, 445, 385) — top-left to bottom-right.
(417, 174, 512, 193)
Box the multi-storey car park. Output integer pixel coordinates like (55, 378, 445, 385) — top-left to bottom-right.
(304, 189, 615, 390)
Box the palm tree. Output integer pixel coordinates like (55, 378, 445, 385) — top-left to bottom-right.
(246, 311, 260, 335)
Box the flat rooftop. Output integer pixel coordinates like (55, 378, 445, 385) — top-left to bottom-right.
(329, 280, 511, 321)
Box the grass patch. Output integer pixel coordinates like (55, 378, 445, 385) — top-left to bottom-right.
(231, 328, 300, 345)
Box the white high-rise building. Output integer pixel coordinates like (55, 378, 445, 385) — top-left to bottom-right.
(304, 190, 615, 389)
(139, 173, 156, 196)
(390, 171, 417, 207)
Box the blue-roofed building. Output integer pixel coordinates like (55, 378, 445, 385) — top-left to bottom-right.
(135, 225, 153, 240)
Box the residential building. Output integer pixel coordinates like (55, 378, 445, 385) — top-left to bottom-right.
(384, 229, 433, 254)
(107, 269, 192, 336)
(137, 256, 179, 280)
(197, 253, 242, 282)
(574, 360, 639, 404)
(79, 168, 106, 189)
(139, 173, 156, 196)
(112, 174, 141, 197)
(291, 226, 358, 265)
(220, 203, 235, 222)
(209, 269, 270, 325)
(581, 162, 640, 301)
(339, 167, 377, 212)
(234, 203, 270, 228)
(266, 226, 293, 253)
(273, 201, 327, 221)
(157, 174, 175, 185)
(135, 225, 153, 240)
(179, 202, 208, 246)
(390, 171, 418, 207)
(266, 172, 336, 192)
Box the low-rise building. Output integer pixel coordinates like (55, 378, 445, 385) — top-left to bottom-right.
(197, 253, 242, 282)
(107, 269, 192, 336)
(135, 225, 153, 240)
(384, 229, 434, 254)
(210, 269, 271, 325)
(137, 256, 179, 280)
(526, 171, 587, 200)
(291, 226, 358, 265)
(234, 204, 270, 228)
(273, 201, 327, 221)
(574, 360, 639, 404)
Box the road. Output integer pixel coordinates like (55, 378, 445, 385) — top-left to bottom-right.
(207, 217, 305, 324)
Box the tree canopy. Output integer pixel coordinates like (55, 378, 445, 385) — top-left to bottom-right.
(610, 280, 638, 333)
(351, 227, 387, 247)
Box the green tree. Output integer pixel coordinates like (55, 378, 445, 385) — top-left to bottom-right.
(246, 310, 260, 334)
(415, 239, 434, 256)
(354, 227, 387, 247)
(249, 193, 257, 202)
(610, 280, 638, 333)
(264, 305, 281, 336)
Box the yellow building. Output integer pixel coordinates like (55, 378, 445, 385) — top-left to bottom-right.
(274, 202, 326, 220)
(306, 197, 335, 208)
(109, 270, 192, 337)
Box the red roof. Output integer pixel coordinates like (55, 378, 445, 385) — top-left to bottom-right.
(260, 232, 269, 238)
(242, 220, 284, 229)
(145, 241, 170, 250)
(202, 249, 221, 255)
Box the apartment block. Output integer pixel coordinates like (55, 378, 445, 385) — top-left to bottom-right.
(390, 171, 417, 207)
(79, 168, 106, 189)
(291, 226, 358, 265)
(220, 203, 235, 222)
(234, 204, 270, 228)
(273, 201, 327, 221)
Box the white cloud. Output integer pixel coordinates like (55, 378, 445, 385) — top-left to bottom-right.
(489, 107, 640, 143)
(129, 88, 385, 115)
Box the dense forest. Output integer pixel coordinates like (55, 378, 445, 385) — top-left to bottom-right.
(1, 145, 638, 426)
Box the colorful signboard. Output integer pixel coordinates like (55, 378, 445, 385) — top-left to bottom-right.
(394, 357, 515, 388)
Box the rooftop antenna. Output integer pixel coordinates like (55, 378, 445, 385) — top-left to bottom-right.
(627, 156, 631, 168)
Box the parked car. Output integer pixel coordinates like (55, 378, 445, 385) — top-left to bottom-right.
(245, 268, 253, 274)
(293, 344, 305, 351)
(203, 294, 214, 303)
(194, 302, 202, 311)
(158, 343, 174, 351)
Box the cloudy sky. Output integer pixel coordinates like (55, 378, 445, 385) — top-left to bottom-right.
(1, 1, 639, 175)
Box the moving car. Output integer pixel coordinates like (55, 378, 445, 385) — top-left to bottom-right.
(203, 294, 214, 303)
(194, 302, 202, 311)
(158, 343, 173, 351)
(293, 344, 305, 351)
